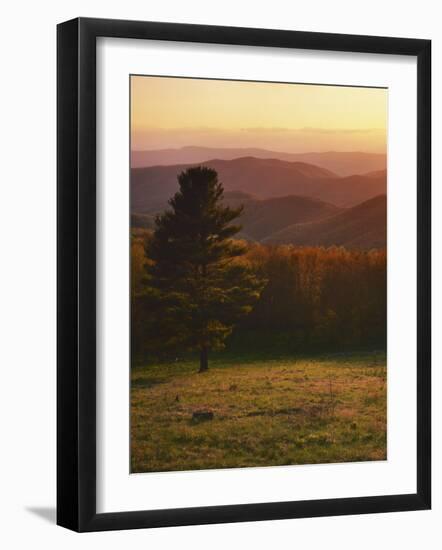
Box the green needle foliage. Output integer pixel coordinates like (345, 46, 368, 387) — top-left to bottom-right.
(142, 167, 266, 372)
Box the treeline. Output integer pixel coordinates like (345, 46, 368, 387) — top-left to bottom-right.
(239, 244, 386, 352)
(131, 229, 386, 359)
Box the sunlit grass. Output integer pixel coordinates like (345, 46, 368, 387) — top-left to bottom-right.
(131, 352, 386, 473)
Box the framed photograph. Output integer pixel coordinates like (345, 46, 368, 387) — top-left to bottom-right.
(57, 17, 431, 532)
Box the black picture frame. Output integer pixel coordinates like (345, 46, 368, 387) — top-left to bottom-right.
(57, 17, 431, 532)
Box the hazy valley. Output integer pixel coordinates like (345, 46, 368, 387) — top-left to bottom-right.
(131, 150, 387, 249)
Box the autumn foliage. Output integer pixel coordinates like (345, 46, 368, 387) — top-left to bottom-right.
(132, 230, 386, 359)
(240, 244, 386, 350)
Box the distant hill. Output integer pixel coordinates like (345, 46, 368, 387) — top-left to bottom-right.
(305, 171, 387, 208)
(131, 157, 386, 213)
(233, 195, 343, 241)
(131, 190, 386, 249)
(131, 190, 342, 242)
(222, 190, 255, 204)
(263, 195, 386, 249)
(289, 152, 387, 178)
(131, 146, 386, 176)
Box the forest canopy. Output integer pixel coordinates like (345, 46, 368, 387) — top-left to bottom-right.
(132, 230, 386, 360)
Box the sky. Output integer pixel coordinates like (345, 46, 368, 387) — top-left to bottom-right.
(131, 75, 387, 154)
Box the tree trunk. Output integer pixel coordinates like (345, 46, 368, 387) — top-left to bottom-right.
(199, 346, 208, 372)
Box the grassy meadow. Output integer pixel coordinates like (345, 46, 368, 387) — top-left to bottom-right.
(131, 351, 386, 473)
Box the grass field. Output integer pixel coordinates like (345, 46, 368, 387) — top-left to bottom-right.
(131, 352, 386, 473)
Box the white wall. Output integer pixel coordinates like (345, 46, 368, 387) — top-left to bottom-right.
(0, 1, 439, 548)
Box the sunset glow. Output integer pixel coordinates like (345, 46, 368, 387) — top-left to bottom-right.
(131, 75, 387, 153)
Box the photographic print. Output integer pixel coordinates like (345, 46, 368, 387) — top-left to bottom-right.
(130, 75, 387, 474)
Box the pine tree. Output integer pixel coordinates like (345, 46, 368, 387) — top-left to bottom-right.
(142, 166, 265, 372)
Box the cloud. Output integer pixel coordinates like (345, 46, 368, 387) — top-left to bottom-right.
(132, 125, 386, 154)
(236, 127, 383, 135)
(299, 127, 383, 135)
(240, 127, 291, 133)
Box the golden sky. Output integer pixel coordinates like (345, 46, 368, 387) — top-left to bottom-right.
(131, 76, 387, 153)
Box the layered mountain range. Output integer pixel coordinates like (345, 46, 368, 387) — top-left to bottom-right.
(131, 146, 386, 177)
(131, 151, 387, 249)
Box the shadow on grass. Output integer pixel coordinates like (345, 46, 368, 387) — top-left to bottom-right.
(132, 377, 167, 388)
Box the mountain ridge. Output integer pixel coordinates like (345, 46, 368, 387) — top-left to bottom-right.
(263, 194, 386, 249)
(131, 146, 387, 176)
(131, 156, 386, 212)
(231, 194, 343, 241)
